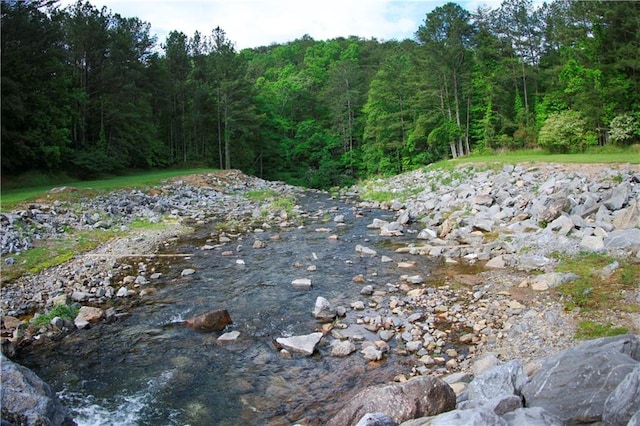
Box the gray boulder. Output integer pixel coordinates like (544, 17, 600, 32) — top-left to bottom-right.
(409, 407, 507, 426)
(1, 353, 76, 425)
(602, 364, 640, 426)
(467, 359, 527, 401)
(605, 228, 640, 249)
(327, 375, 456, 426)
(521, 334, 640, 423)
(501, 407, 563, 426)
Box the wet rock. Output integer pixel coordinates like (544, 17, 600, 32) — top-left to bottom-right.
(356, 245, 377, 256)
(218, 331, 240, 341)
(1, 353, 76, 426)
(361, 346, 383, 361)
(181, 268, 196, 276)
(291, 278, 312, 289)
(275, 332, 323, 356)
(312, 296, 337, 321)
(184, 309, 232, 331)
(326, 375, 456, 426)
(331, 340, 356, 357)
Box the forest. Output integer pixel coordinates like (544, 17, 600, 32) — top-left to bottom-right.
(2, 0, 639, 188)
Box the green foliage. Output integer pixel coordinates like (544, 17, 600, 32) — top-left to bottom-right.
(538, 111, 595, 153)
(2, 0, 640, 188)
(31, 304, 79, 327)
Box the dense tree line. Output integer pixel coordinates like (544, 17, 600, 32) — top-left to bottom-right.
(2, 0, 639, 187)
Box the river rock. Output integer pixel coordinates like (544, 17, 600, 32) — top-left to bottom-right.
(356, 245, 377, 256)
(312, 296, 337, 321)
(521, 334, 640, 423)
(275, 332, 323, 356)
(0, 353, 76, 426)
(184, 309, 232, 331)
(74, 306, 104, 329)
(181, 268, 196, 276)
(291, 278, 312, 289)
(326, 375, 456, 426)
(218, 330, 240, 341)
(331, 340, 356, 357)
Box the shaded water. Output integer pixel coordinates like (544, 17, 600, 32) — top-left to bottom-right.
(18, 192, 441, 425)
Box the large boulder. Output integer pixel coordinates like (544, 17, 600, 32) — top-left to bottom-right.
(327, 375, 456, 426)
(602, 364, 640, 426)
(1, 353, 76, 425)
(521, 334, 640, 423)
(183, 309, 232, 331)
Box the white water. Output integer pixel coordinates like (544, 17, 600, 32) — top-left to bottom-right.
(60, 371, 180, 426)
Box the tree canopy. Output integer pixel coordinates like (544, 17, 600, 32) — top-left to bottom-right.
(2, 0, 639, 186)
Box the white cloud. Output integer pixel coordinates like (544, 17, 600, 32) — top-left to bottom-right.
(56, 0, 529, 50)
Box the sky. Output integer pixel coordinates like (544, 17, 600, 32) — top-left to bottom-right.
(57, 0, 508, 51)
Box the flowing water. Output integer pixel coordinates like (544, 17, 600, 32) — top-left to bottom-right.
(17, 192, 441, 425)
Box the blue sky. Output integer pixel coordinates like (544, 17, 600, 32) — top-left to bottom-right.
(57, 0, 509, 50)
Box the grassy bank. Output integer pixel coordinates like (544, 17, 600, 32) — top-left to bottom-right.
(1, 168, 216, 211)
(453, 146, 640, 165)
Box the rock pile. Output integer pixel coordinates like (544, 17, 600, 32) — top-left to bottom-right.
(332, 334, 640, 426)
(352, 163, 640, 266)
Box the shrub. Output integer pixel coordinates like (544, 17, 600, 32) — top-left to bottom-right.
(30, 304, 79, 327)
(538, 110, 595, 153)
(609, 113, 639, 145)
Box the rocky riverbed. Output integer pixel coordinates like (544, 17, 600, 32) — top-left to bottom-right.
(1, 163, 639, 425)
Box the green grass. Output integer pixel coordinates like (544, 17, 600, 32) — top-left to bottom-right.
(244, 188, 279, 201)
(550, 252, 639, 338)
(554, 252, 639, 311)
(30, 304, 79, 327)
(1, 168, 216, 211)
(575, 320, 629, 340)
(454, 145, 640, 165)
(1, 228, 120, 284)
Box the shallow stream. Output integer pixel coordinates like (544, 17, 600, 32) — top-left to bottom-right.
(18, 191, 442, 425)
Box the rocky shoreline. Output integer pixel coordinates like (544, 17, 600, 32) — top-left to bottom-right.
(1, 162, 639, 425)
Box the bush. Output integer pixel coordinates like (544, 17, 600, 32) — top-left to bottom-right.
(609, 113, 639, 145)
(30, 304, 79, 327)
(538, 110, 595, 153)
